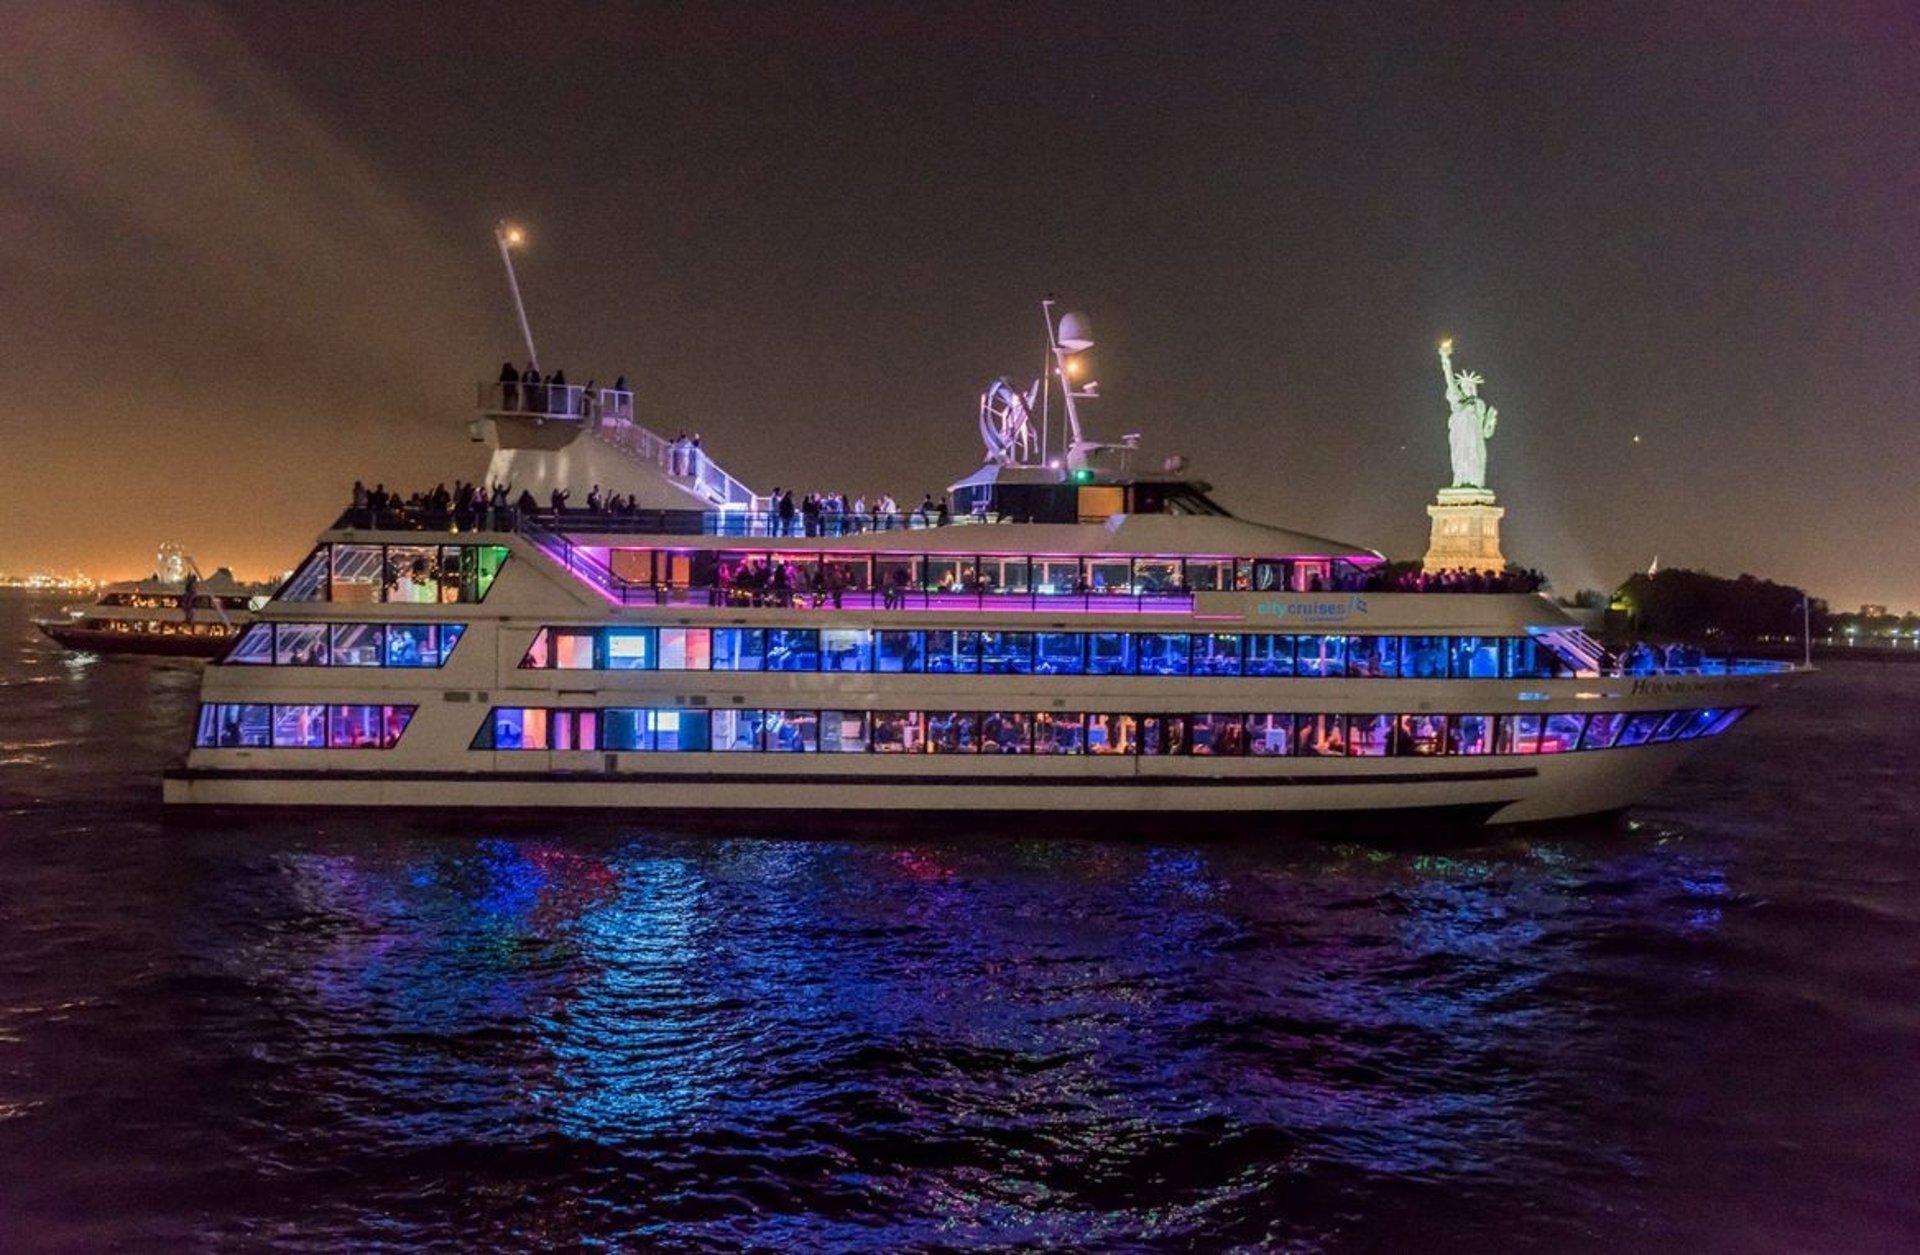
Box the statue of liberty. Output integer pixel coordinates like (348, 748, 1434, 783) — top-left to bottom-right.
(1439, 339, 1498, 490)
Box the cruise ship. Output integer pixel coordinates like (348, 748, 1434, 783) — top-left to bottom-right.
(37, 546, 269, 658)
(162, 308, 1796, 825)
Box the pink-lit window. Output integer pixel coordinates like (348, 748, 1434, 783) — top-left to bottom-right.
(659, 628, 711, 670)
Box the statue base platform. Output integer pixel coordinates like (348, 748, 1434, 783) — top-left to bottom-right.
(1424, 491, 1506, 573)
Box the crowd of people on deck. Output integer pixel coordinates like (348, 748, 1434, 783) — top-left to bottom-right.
(494, 363, 632, 423)
(1355, 565, 1549, 594)
(762, 489, 949, 536)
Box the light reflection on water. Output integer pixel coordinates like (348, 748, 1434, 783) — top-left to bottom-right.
(0, 600, 1915, 1250)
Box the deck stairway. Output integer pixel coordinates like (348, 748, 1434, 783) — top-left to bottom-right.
(590, 413, 762, 512)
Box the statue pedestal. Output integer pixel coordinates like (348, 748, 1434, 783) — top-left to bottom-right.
(1423, 489, 1506, 573)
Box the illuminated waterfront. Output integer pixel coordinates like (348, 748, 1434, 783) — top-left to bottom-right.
(1, 599, 1915, 1249)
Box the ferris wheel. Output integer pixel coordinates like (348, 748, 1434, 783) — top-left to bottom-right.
(978, 376, 1041, 466)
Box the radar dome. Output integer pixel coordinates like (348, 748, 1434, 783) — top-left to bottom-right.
(1055, 311, 1094, 352)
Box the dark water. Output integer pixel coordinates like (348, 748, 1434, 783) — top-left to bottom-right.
(1, 596, 1915, 1253)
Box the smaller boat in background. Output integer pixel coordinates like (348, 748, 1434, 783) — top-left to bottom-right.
(34, 544, 271, 659)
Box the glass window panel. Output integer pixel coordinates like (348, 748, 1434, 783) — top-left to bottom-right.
(875, 559, 917, 607)
(766, 710, 817, 752)
(198, 703, 269, 747)
(1580, 711, 1627, 749)
(226, 623, 274, 665)
(274, 623, 328, 666)
(713, 709, 765, 751)
(1347, 714, 1392, 756)
(1676, 708, 1721, 740)
(1450, 636, 1501, 679)
(820, 711, 868, 752)
(1504, 636, 1567, 679)
(276, 548, 330, 602)
(520, 627, 551, 669)
(1035, 633, 1085, 674)
(1403, 636, 1450, 678)
(1649, 711, 1691, 743)
(455, 545, 510, 602)
(1615, 712, 1663, 747)
(552, 630, 595, 669)
(1087, 632, 1133, 676)
(1134, 559, 1181, 594)
(1087, 714, 1136, 755)
(871, 710, 923, 753)
(1247, 713, 1293, 755)
(1346, 636, 1398, 678)
(651, 710, 709, 752)
(924, 557, 966, 593)
(821, 629, 871, 672)
(326, 544, 384, 603)
(1496, 714, 1543, 754)
(1542, 714, 1587, 753)
(606, 629, 655, 670)
(925, 630, 980, 674)
(1409, 715, 1449, 756)
(1141, 715, 1189, 755)
(1244, 635, 1296, 677)
(1448, 713, 1493, 756)
(987, 558, 1030, 594)
(329, 623, 382, 666)
(710, 628, 762, 671)
(384, 545, 443, 605)
(1136, 633, 1191, 676)
(874, 631, 924, 673)
(927, 711, 977, 753)
(269, 704, 326, 748)
(1294, 714, 1346, 757)
(1296, 635, 1346, 678)
(553, 709, 597, 752)
(979, 631, 1035, 675)
(1193, 633, 1241, 676)
(1250, 559, 1287, 591)
(1032, 712, 1085, 754)
(388, 624, 437, 667)
(1087, 559, 1130, 594)
(603, 708, 652, 751)
(1032, 557, 1081, 595)
(1189, 713, 1245, 756)
(1185, 559, 1230, 591)
(485, 707, 539, 750)
(979, 711, 1027, 754)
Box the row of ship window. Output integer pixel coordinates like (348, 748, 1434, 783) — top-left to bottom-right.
(520, 626, 1575, 679)
(225, 623, 466, 667)
(469, 707, 1747, 755)
(276, 544, 509, 604)
(191, 703, 1746, 754)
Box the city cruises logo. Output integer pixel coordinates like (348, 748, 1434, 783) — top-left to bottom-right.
(1253, 596, 1370, 622)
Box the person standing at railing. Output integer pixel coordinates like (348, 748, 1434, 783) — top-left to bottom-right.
(689, 433, 703, 480)
(549, 369, 569, 416)
(498, 362, 520, 411)
(778, 490, 796, 537)
(523, 365, 544, 413)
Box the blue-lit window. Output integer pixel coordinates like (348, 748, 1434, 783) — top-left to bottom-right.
(1035, 632, 1085, 674)
(766, 710, 817, 752)
(712, 629, 765, 671)
(275, 548, 330, 602)
(714, 709, 766, 751)
(1504, 636, 1567, 679)
(1648, 711, 1691, 744)
(198, 703, 411, 749)
(926, 631, 980, 674)
(1244, 635, 1294, 677)
(875, 631, 924, 673)
(1347, 636, 1398, 678)
(1296, 635, 1346, 678)
(1087, 632, 1133, 676)
(1615, 712, 1663, 747)
(603, 708, 652, 750)
(1581, 712, 1627, 749)
(652, 710, 710, 751)
(821, 629, 871, 672)
(1136, 633, 1191, 676)
(1403, 636, 1449, 679)
(1193, 634, 1242, 676)
(388, 624, 466, 668)
(1450, 636, 1501, 679)
(765, 629, 819, 672)
(330, 623, 383, 666)
(1705, 708, 1748, 736)
(980, 632, 1035, 674)
(195, 703, 272, 747)
(605, 629, 655, 670)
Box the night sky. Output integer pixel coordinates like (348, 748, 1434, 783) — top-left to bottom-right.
(4, 1, 1916, 610)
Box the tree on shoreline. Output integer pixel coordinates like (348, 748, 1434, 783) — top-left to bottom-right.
(1611, 569, 1826, 642)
